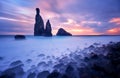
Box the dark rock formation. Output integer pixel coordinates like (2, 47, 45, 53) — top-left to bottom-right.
(47, 70, 62, 78)
(0, 57, 3, 60)
(0, 61, 24, 78)
(26, 59, 32, 63)
(34, 8, 44, 36)
(45, 20, 52, 36)
(0, 42, 120, 78)
(37, 71, 49, 78)
(10, 60, 23, 67)
(14, 35, 25, 40)
(65, 65, 79, 78)
(27, 72, 36, 78)
(56, 28, 72, 36)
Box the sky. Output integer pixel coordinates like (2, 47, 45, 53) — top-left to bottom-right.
(0, 0, 120, 35)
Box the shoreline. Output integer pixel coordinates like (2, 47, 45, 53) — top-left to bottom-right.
(0, 41, 120, 78)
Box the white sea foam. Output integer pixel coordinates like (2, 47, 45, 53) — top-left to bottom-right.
(0, 36, 120, 72)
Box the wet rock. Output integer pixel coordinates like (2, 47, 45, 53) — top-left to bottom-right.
(56, 28, 72, 36)
(34, 8, 44, 36)
(53, 63, 65, 71)
(26, 59, 32, 63)
(65, 65, 77, 78)
(45, 20, 52, 36)
(37, 62, 46, 67)
(14, 35, 25, 40)
(0, 65, 24, 78)
(90, 52, 98, 59)
(106, 42, 120, 78)
(27, 72, 36, 78)
(10, 60, 23, 67)
(38, 54, 45, 57)
(47, 70, 62, 78)
(78, 68, 91, 78)
(107, 42, 120, 66)
(37, 71, 49, 78)
(0, 71, 15, 78)
(0, 57, 3, 60)
(61, 74, 68, 78)
(66, 65, 74, 73)
(28, 65, 38, 73)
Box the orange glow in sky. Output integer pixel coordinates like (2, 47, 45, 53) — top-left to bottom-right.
(0, 0, 120, 35)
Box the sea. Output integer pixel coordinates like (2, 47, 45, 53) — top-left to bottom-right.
(0, 35, 120, 72)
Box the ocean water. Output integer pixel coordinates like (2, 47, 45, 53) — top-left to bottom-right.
(0, 35, 120, 72)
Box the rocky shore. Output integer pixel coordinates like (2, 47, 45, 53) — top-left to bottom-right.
(0, 42, 120, 78)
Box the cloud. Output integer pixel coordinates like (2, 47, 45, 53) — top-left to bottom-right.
(0, 0, 120, 35)
(109, 18, 120, 25)
(106, 27, 120, 35)
(0, 18, 33, 35)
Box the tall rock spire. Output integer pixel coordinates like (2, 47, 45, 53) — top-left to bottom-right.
(45, 20, 52, 36)
(34, 8, 44, 36)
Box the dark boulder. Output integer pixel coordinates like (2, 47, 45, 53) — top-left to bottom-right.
(14, 35, 25, 40)
(65, 65, 78, 78)
(0, 57, 3, 60)
(61, 74, 68, 78)
(0, 71, 15, 78)
(47, 70, 62, 78)
(37, 71, 49, 78)
(27, 72, 36, 78)
(26, 59, 32, 63)
(0, 65, 24, 78)
(10, 60, 23, 67)
(56, 28, 72, 36)
(34, 8, 44, 36)
(45, 20, 52, 36)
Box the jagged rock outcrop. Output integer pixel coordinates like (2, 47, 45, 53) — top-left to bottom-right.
(34, 8, 73, 36)
(45, 20, 52, 36)
(34, 8, 44, 36)
(56, 28, 72, 36)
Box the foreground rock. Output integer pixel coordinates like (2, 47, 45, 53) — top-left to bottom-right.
(10, 60, 24, 67)
(0, 42, 120, 78)
(27, 72, 36, 78)
(56, 28, 72, 36)
(0, 60, 24, 78)
(0, 57, 3, 60)
(46, 42, 120, 78)
(14, 35, 25, 40)
(37, 71, 49, 78)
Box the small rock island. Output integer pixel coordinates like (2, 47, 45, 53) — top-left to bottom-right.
(56, 28, 72, 36)
(14, 35, 26, 40)
(34, 8, 72, 36)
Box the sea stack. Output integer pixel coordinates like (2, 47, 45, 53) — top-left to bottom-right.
(45, 20, 52, 36)
(34, 8, 44, 36)
(56, 28, 72, 36)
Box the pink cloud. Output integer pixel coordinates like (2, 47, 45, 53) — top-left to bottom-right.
(107, 27, 120, 35)
(109, 18, 120, 25)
